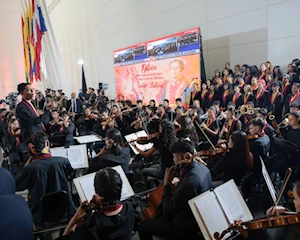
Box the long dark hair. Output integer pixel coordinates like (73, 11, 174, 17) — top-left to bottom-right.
(177, 115, 199, 144)
(230, 131, 253, 169)
(105, 128, 124, 156)
(94, 168, 122, 205)
(160, 119, 177, 150)
(273, 66, 283, 79)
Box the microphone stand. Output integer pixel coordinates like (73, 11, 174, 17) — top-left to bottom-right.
(180, 77, 198, 100)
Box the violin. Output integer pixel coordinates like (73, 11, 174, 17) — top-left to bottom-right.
(214, 213, 300, 240)
(136, 132, 160, 145)
(195, 147, 229, 157)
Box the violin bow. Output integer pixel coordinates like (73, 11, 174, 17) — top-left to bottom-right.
(194, 120, 216, 151)
(275, 168, 292, 207)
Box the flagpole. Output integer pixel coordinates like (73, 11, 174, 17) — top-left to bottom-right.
(39, 0, 70, 96)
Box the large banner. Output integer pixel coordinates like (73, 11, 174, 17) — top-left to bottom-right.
(114, 28, 201, 108)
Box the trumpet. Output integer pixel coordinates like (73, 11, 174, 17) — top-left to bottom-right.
(278, 118, 289, 128)
(237, 105, 261, 115)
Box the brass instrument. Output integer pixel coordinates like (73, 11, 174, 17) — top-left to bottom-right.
(238, 105, 261, 115)
(269, 115, 275, 121)
(278, 118, 289, 128)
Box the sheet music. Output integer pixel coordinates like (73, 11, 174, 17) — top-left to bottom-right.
(193, 191, 229, 240)
(67, 145, 88, 169)
(74, 135, 103, 144)
(51, 147, 68, 159)
(79, 173, 96, 201)
(124, 130, 153, 155)
(215, 180, 253, 224)
(261, 159, 277, 203)
(74, 165, 134, 202)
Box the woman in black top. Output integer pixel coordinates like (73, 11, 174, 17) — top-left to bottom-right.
(62, 168, 141, 240)
(88, 128, 131, 174)
(132, 119, 177, 188)
(212, 131, 253, 185)
(176, 115, 199, 145)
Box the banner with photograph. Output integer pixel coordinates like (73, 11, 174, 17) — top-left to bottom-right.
(114, 28, 201, 108)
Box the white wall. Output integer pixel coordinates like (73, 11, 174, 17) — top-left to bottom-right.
(1, 0, 300, 98)
(0, 0, 24, 98)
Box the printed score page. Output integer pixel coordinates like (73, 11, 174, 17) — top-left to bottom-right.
(214, 179, 253, 224)
(261, 159, 277, 203)
(74, 165, 134, 202)
(192, 191, 230, 240)
(67, 145, 88, 169)
(74, 135, 103, 144)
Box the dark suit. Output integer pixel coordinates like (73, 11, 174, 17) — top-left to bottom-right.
(16, 99, 50, 143)
(67, 98, 83, 115)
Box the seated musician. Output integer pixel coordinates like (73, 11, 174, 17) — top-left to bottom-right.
(138, 139, 211, 240)
(212, 131, 253, 185)
(176, 115, 199, 144)
(187, 105, 202, 137)
(76, 107, 98, 135)
(132, 119, 177, 188)
(2, 118, 29, 174)
(192, 99, 204, 116)
(218, 107, 241, 143)
(48, 109, 60, 134)
(163, 99, 174, 119)
(199, 107, 220, 150)
(270, 111, 300, 176)
(15, 132, 75, 223)
(0, 168, 33, 239)
(174, 106, 185, 126)
(212, 100, 222, 117)
(265, 182, 300, 240)
(59, 111, 75, 147)
(157, 104, 168, 120)
(62, 168, 141, 240)
(88, 128, 131, 174)
(247, 118, 270, 179)
(149, 99, 157, 112)
(175, 98, 186, 111)
(256, 108, 275, 149)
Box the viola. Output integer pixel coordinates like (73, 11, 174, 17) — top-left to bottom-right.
(214, 213, 300, 240)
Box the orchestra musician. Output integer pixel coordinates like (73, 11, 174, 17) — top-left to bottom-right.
(76, 107, 98, 135)
(192, 99, 204, 116)
(62, 168, 141, 239)
(218, 107, 241, 143)
(247, 118, 270, 180)
(16, 83, 50, 143)
(138, 139, 211, 240)
(131, 119, 177, 189)
(176, 115, 199, 144)
(175, 98, 186, 112)
(212, 131, 253, 185)
(15, 132, 74, 223)
(149, 99, 157, 112)
(198, 107, 220, 150)
(187, 105, 202, 137)
(88, 128, 131, 174)
(271, 111, 300, 176)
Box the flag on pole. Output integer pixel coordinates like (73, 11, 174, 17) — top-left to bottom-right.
(21, 16, 29, 83)
(200, 35, 206, 83)
(82, 65, 87, 98)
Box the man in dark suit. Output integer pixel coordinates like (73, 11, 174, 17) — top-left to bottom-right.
(16, 83, 50, 143)
(67, 92, 83, 122)
(138, 139, 211, 240)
